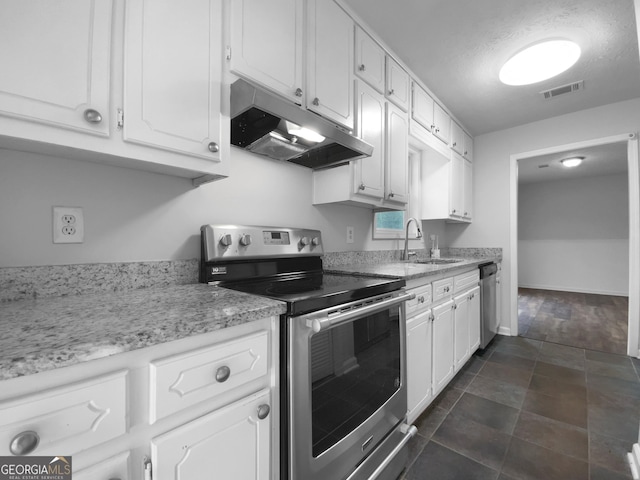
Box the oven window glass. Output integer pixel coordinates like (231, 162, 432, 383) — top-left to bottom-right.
(309, 305, 401, 457)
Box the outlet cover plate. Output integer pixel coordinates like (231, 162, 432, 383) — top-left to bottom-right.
(53, 206, 84, 243)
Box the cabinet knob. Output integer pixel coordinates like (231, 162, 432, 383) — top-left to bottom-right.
(430, 124, 435, 130)
(435, 128, 440, 133)
(464, 150, 468, 155)
(451, 209, 456, 214)
(10, 431, 40, 456)
(418, 296, 425, 303)
(312, 97, 320, 106)
(388, 88, 395, 95)
(359, 64, 366, 71)
(215, 365, 231, 383)
(83, 108, 102, 124)
(257, 404, 270, 420)
(358, 183, 365, 191)
(208, 142, 219, 153)
(453, 142, 457, 146)
(295, 88, 303, 97)
(388, 192, 395, 198)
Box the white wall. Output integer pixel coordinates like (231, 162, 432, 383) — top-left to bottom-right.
(0, 147, 427, 267)
(450, 97, 640, 334)
(518, 174, 629, 295)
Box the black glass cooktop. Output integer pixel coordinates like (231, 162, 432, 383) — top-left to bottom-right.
(222, 272, 404, 316)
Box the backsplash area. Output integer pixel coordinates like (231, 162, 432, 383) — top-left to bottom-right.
(1, 248, 501, 302)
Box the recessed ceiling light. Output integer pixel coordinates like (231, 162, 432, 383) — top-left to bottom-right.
(561, 156, 584, 167)
(499, 40, 581, 86)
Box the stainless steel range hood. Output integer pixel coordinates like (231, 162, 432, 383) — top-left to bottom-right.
(230, 79, 373, 169)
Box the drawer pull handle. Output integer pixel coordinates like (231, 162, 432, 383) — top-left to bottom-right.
(10, 431, 39, 456)
(215, 365, 231, 383)
(257, 404, 270, 420)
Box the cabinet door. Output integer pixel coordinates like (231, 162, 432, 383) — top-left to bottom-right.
(354, 81, 385, 199)
(151, 389, 271, 480)
(124, 0, 226, 162)
(468, 286, 481, 353)
(385, 57, 410, 112)
(432, 300, 454, 395)
(407, 311, 432, 421)
(453, 292, 470, 370)
(463, 131, 474, 161)
(229, 0, 303, 104)
(449, 153, 464, 218)
(0, 0, 112, 136)
(74, 451, 129, 480)
(411, 83, 434, 132)
(433, 102, 450, 144)
(306, 0, 354, 130)
(463, 158, 473, 220)
(355, 26, 385, 94)
(385, 102, 409, 204)
(451, 121, 464, 155)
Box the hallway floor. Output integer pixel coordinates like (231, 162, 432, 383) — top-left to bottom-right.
(517, 288, 629, 355)
(401, 335, 639, 480)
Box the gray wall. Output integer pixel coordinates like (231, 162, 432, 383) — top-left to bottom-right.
(518, 174, 629, 295)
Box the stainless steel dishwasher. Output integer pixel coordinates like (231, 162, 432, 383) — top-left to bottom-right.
(479, 262, 498, 348)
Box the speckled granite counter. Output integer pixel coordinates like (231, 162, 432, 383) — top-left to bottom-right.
(326, 256, 501, 281)
(0, 284, 286, 380)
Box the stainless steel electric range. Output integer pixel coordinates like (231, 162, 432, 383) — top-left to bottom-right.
(200, 224, 417, 480)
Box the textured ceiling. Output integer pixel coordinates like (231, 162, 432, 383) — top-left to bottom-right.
(517, 142, 628, 184)
(342, 0, 640, 136)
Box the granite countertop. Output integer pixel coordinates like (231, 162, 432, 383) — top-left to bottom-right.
(0, 284, 286, 381)
(327, 256, 501, 281)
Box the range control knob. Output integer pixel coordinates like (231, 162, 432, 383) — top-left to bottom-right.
(240, 234, 252, 246)
(311, 237, 320, 246)
(219, 234, 233, 247)
(299, 236, 310, 247)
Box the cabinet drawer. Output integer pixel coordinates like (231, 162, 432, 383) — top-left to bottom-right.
(149, 330, 269, 423)
(454, 270, 479, 293)
(0, 370, 127, 456)
(74, 451, 129, 480)
(432, 278, 454, 301)
(407, 283, 432, 316)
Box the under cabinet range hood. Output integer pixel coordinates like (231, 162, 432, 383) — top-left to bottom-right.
(230, 79, 373, 169)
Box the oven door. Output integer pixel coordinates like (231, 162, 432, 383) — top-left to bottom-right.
(287, 290, 414, 480)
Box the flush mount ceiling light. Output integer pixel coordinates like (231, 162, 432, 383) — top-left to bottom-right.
(561, 156, 584, 167)
(499, 39, 581, 86)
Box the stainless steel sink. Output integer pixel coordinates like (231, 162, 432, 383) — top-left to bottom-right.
(416, 259, 463, 265)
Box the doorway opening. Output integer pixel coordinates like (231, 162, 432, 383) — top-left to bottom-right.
(509, 133, 640, 357)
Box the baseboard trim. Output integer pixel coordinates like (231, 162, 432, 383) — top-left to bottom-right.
(518, 283, 629, 297)
(627, 443, 640, 480)
(498, 325, 512, 336)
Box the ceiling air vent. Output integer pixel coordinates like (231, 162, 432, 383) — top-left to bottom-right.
(541, 81, 584, 99)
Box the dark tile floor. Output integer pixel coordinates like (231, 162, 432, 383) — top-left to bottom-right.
(518, 288, 629, 355)
(400, 335, 640, 480)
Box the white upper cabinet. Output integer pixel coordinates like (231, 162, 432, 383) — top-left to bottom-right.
(354, 81, 385, 200)
(354, 26, 385, 94)
(229, 0, 304, 104)
(385, 57, 410, 112)
(124, 0, 226, 162)
(306, 0, 354, 131)
(433, 102, 451, 145)
(411, 82, 434, 132)
(451, 120, 464, 155)
(463, 130, 474, 161)
(385, 101, 409, 204)
(0, 0, 113, 136)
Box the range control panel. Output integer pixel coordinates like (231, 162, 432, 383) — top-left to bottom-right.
(201, 224, 323, 261)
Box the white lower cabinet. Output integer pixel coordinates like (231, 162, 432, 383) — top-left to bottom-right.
(151, 389, 271, 480)
(431, 300, 455, 396)
(74, 451, 130, 480)
(406, 268, 481, 422)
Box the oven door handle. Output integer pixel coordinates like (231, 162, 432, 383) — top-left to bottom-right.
(366, 423, 418, 480)
(304, 291, 415, 333)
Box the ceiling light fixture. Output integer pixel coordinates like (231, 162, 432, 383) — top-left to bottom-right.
(561, 156, 584, 167)
(499, 39, 581, 86)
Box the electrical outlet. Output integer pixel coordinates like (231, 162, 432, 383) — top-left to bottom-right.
(346, 226, 354, 244)
(53, 206, 84, 244)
